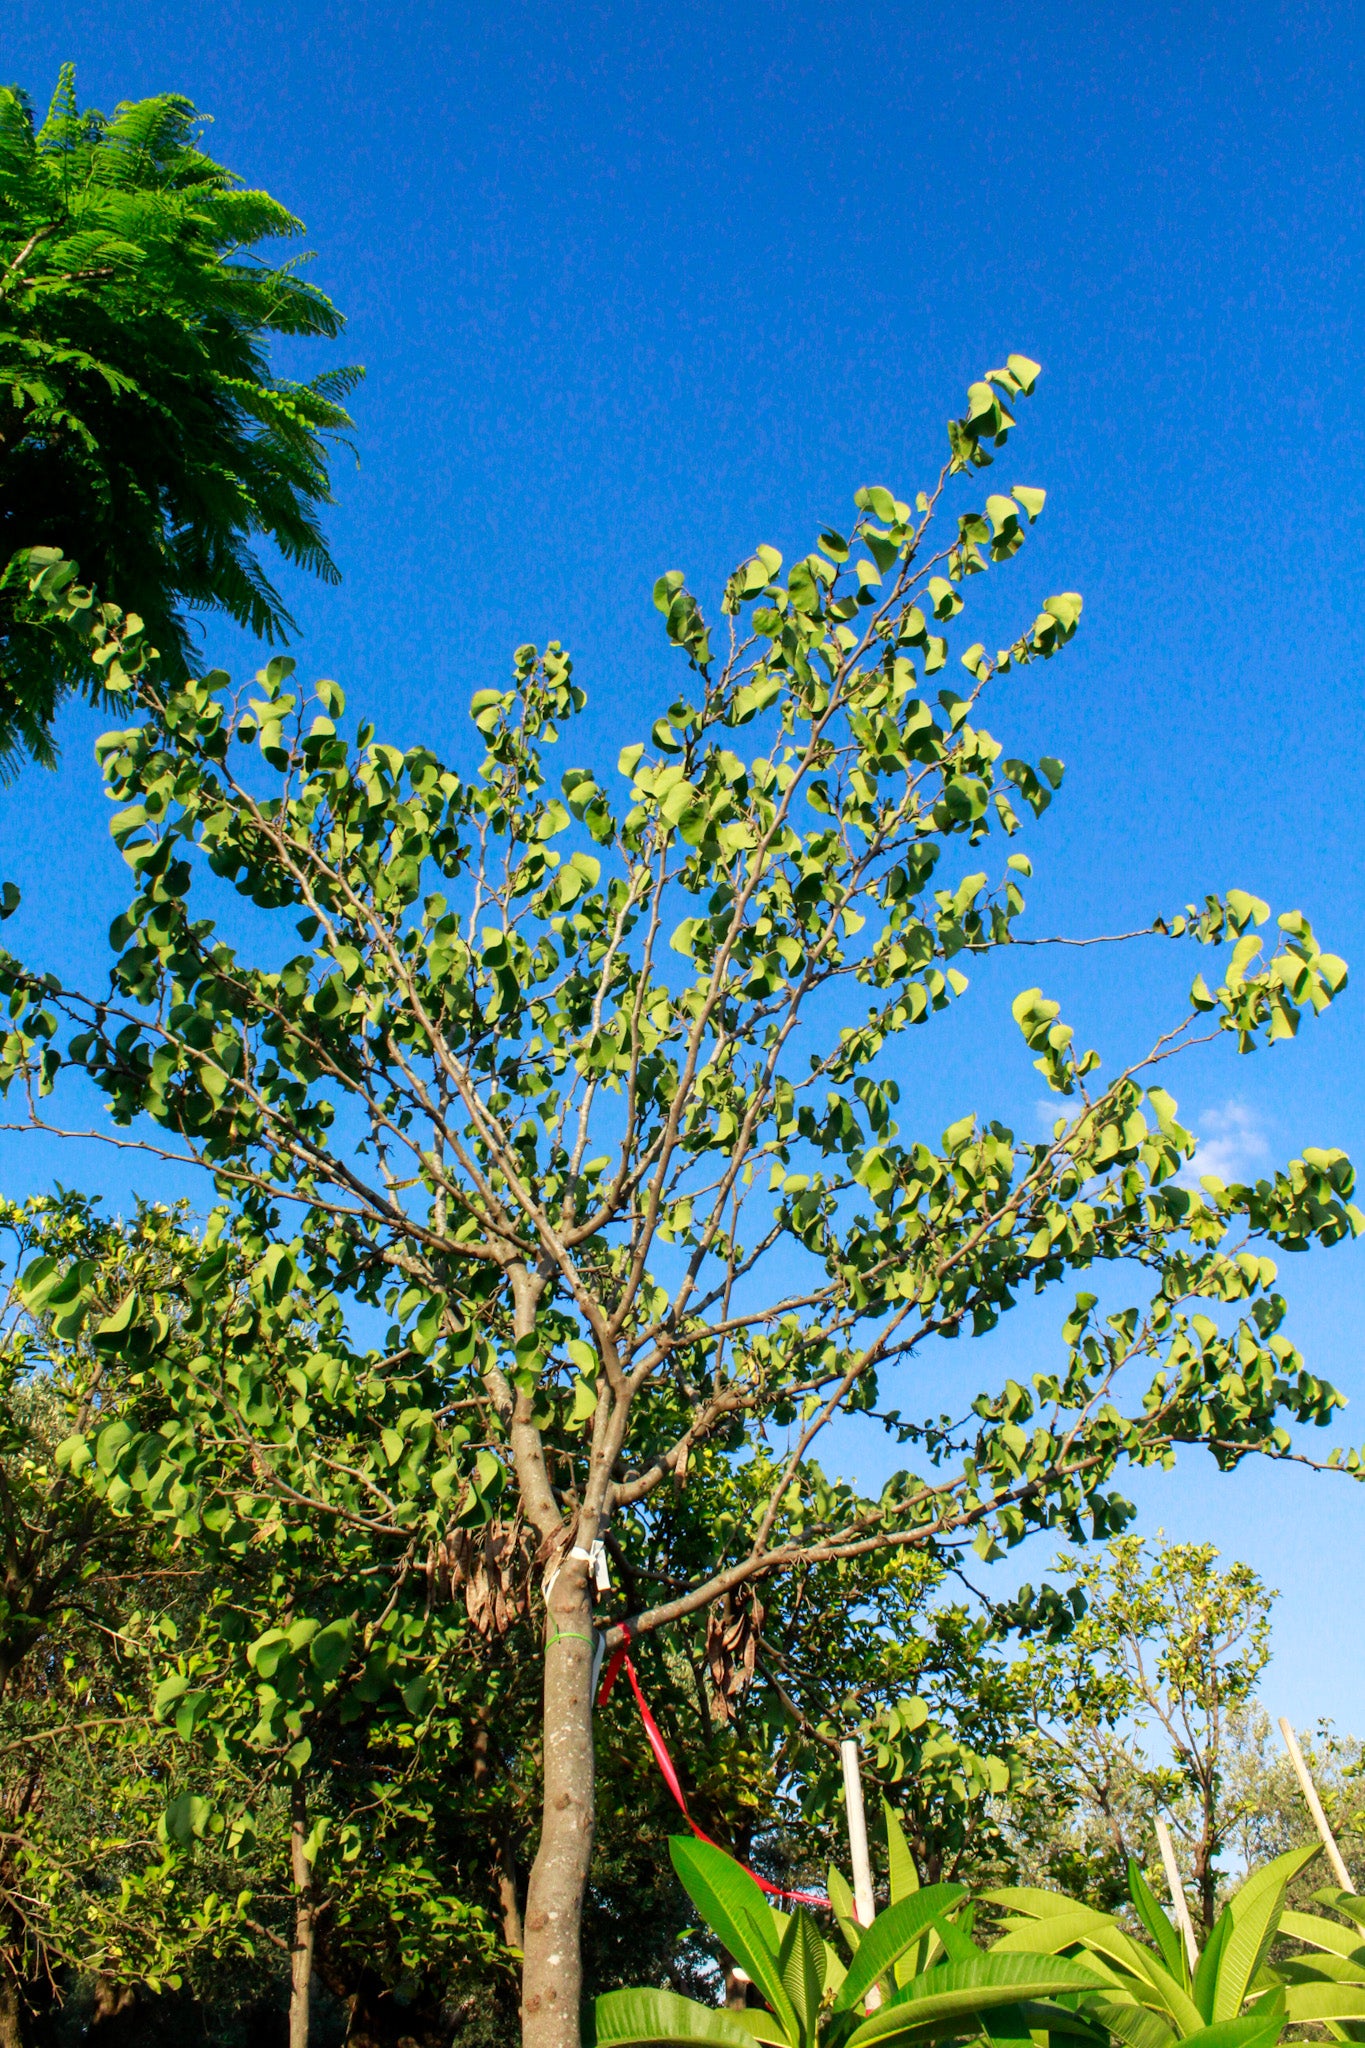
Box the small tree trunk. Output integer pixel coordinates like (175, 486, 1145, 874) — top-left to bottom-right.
(723, 1954, 752, 2010)
(1194, 1776, 1218, 1937)
(500, 1828, 525, 1952)
(472, 1699, 525, 1952)
(0, 1977, 21, 2048)
(1194, 1831, 1217, 1936)
(521, 1564, 595, 2048)
(290, 1781, 316, 2048)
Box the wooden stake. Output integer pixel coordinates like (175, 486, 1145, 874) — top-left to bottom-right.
(1279, 1717, 1355, 1894)
(841, 1738, 881, 2010)
(1155, 1817, 1199, 1970)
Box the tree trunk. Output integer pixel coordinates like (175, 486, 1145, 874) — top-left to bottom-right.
(289, 1781, 315, 2048)
(521, 1562, 595, 2048)
(500, 1828, 525, 1952)
(1194, 1831, 1217, 1936)
(472, 1699, 525, 1952)
(0, 1977, 21, 2048)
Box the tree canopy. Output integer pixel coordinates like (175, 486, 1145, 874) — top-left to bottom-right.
(0, 64, 359, 773)
(2, 352, 1360, 2048)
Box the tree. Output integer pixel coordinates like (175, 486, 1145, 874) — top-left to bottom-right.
(1010, 1537, 1277, 1932)
(1, 355, 1361, 2048)
(1222, 1708, 1365, 1895)
(0, 64, 359, 772)
(0, 1194, 270, 2045)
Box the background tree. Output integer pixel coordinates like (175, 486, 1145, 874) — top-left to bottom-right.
(0, 1195, 269, 2046)
(1007, 1536, 1277, 1930)
(0, 64, 359, 773)
(2, 358, 1362, 2048)
(1222, 1706, 1365, 1902)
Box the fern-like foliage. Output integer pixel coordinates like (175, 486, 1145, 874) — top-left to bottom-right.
(0, 63, 362, 771)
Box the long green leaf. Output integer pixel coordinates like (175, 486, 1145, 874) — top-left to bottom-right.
(884, 1801, 920, 1904)
(829, 1866, 862, 1958)
(1174, 2011, 1283, 2048)
(986, 1889, 1112, 1923)
(1090, 2000, 1180, 2048)
(1316, 1892, 1365, 1932)
(1012, 2001, 1116, 2044)
(669, 1839, 798, 2040)
(983, 1997, 1112, 2048)
(935, 1910, 979, 1965)
(1281, 1911, 1365, 1960)
(595, 1988, 780, 2048)
(778, 1908, 825, 2046)
(993, 1910, 1204, 2033)
(883, 1802, 925, 1985)
(824, 1939, 849, 2001)
(1283, 1985, 1365, 2024)
(832, 1886, 965, 2014)
(1194, 1908, 1230, 2023)
(1129, 1859, 1189, 1987)
(729, 2016, 794, 2048)
(1210, 1844, 1319, 2021)
(994, 1910, 1130, 1958)
(1279, 1955, 1365, 1986)
(982, 2001, 1038, 2048)
(844, 1955, 1109, 2048)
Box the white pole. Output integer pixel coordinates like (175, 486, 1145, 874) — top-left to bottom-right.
(1155, 1817, 1199, 1970)
(841, 1738, 881, 2010)
(1279, 1717, 1355, 1893)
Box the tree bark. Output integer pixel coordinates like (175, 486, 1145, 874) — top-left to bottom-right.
(472, 1699, 525, 1952)
(0, 1977, 20, 2048)
(289, 1781, 315, 2048)
(521, 1558, 595, 2048)
(500, 1828, 525, 1953)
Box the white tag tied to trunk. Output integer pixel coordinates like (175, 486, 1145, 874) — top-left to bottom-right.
(570, 1541, 610, 1588)
(550, 1541, 611, 1604)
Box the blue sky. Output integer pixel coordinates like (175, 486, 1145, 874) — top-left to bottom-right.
(5, 3, 1364, 1729)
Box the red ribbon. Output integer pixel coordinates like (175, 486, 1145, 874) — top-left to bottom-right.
(597, 1634, 826, 1909)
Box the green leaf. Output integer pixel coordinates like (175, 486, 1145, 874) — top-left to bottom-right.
(1280, 1911, 1365, 1959)
(594, 1989, 783, 2048)
(1172, 2011, 1284, 2048)
(729, 2014, 796, 2048)
(154, 1672, 190, 1717)
(1128, 1858, 1187, 1986)
(1282, 1983, 1365, 2023)
(829, 1865, 862, 1957)
(857, 486, 898, 523)
(777, 1907, 825, 2044)
(309, 1618, 357, 1682)
(1090, 2004, 1179, 2048)
(163, 1790, 212, 1847)
(992, 1908, 1199, 2030)
(1209, 1844, 1319, 2021)
(669, 1839, 797, 2037)
(884, 1800, 919, 1905)
(845, 1956, 1108, 2048)
(833, 1886, 966, 2013)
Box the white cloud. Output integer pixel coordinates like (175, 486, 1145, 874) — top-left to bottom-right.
(1182, 1099, 1270, 1187)
(1028, 1094, 1272, 1190)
